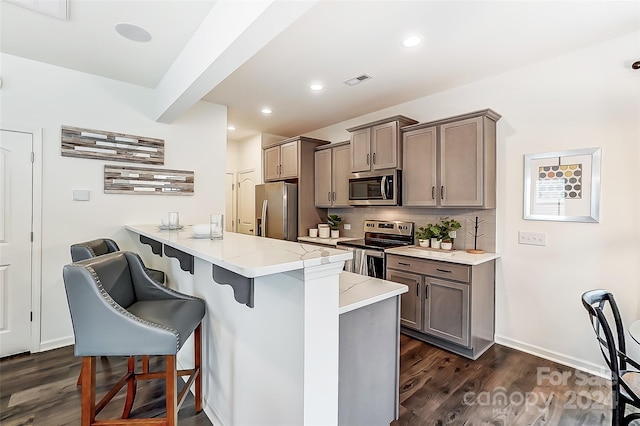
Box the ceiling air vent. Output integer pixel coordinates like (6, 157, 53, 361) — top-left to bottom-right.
(343, 74, 372, 86)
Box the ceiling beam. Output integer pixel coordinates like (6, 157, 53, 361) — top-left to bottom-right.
(151, 0, 317, 124)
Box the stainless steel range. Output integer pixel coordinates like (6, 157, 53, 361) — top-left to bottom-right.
(338, 220, 414, 279)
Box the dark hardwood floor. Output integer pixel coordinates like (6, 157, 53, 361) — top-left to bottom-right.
(0, 335, 624, 425)
(395, 334, 618, 426)
(0, 346, 211, 426)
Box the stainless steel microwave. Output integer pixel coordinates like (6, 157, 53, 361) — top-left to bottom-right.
(348, 170, 401, 206)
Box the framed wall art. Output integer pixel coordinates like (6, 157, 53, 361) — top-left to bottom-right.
(523, 147, 601, 223)
(104, 165, 193, 195)
(62, 125, 164, 165)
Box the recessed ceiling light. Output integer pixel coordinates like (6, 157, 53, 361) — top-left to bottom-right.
(115, 23, 152, 43)
(310, 83, 324, 91)
(227, 126, 236, 131)
(402, 35, 422, 48)
(261, 107, 272, 114)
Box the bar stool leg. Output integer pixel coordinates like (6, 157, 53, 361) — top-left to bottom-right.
(81, 356, 96, 426)
(195, 323, 202, 412)
(166, 355, 178, 426)
(122, 356, 137, 418)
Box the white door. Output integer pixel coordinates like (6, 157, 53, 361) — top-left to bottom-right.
(225, 172, 235, 232)
(237, 170, 256, 235)
(0, 130, 33, 357)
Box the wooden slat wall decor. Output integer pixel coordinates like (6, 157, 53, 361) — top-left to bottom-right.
(61, 125, 164, 165)
(104, 165, 194, 195)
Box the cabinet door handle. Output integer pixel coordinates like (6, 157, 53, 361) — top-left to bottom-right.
(416, 284, 420, 298)
(441, 185, 445, 200)
(425, 284, 429, 299)
(328, 192, 331, 202)
(372, 152, 376, 164)
(332, 192, 336, 201)
(398, 262, 411, 266)
(436, 268, 452, 274)
(431, 186, 435, 200)
(366, 153, 370, 166)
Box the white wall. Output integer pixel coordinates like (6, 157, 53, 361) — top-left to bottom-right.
(1, 53, 227, 350)
(307, 33, 640, 373)
(232, 133, 263, 179)
(227, 132, 285, 179)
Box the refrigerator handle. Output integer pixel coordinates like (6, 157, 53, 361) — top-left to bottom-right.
(261, 199, 268, 238)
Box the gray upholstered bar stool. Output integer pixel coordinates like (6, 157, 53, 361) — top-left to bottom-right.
(63, 251, 205, 426)
(70, 238, 167, 386)
(70, 238, 165, 284)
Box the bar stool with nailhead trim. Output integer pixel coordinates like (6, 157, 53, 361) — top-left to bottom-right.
(63, 251, 205, 426)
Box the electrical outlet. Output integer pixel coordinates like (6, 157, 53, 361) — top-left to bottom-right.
(518, 231, 547, 246)
(344, 224, 351, 230)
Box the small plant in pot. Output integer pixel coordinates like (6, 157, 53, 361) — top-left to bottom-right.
(415, 226, 432, 247)
(439, 217, 462, 250)
(428, 224, 445, 249)
(327, 214, 342, 238)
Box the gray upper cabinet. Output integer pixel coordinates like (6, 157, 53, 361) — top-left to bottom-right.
(440, 117, 485, 207)
(347, 115, 418, 172)
(349, 128, 371, 172)
(314, 142, 351, 208)
(402, 109, 500, 208)
(262, 136, 330, 236)
(314, 148, 332, 206)
(264, 141, 298, 182)
(264, 145, 282, 182)
(403, 126, 437, 207)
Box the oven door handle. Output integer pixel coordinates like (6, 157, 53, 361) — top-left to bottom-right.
(364, 249, 384, 258)
(380, 176, 388, 200)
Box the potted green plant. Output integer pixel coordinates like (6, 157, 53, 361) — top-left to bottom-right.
(415, 226, 432, 247)
(439, 217, 461, 250)
(327, 214, 342, 238)
(425, 223, 444, 249)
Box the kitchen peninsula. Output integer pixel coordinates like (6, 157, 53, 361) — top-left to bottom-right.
(126, 225, 406, 426)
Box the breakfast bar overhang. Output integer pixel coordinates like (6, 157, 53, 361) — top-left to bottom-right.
(126, 225, 407, 426)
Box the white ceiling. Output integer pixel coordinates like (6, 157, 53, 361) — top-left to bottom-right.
(2, 1, 639, 141)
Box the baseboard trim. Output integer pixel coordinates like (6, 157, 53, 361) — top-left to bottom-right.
(495, 334, 609, 380)
(38, 336, 74, 352)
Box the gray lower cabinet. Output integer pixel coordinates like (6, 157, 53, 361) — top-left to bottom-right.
(339, 296, 400, 426)
(386, 269, 421, 330)
(386, 254, 495, 360)
(424, 277, 469, 347)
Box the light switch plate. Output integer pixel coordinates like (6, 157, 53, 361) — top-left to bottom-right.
(73, 189, 90, 201)
(518, 231, 547, 246)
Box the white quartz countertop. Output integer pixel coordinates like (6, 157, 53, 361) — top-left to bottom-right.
(339, 271, 407, 315)
(297, 236, 359, 247)
(126, 225, 353, 278)
(385, 246, 499, 266)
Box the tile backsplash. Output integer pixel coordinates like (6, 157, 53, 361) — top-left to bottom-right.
(328, 207, 496, 253)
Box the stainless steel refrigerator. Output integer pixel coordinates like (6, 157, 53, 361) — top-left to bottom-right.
(255, 182, 298, 241)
